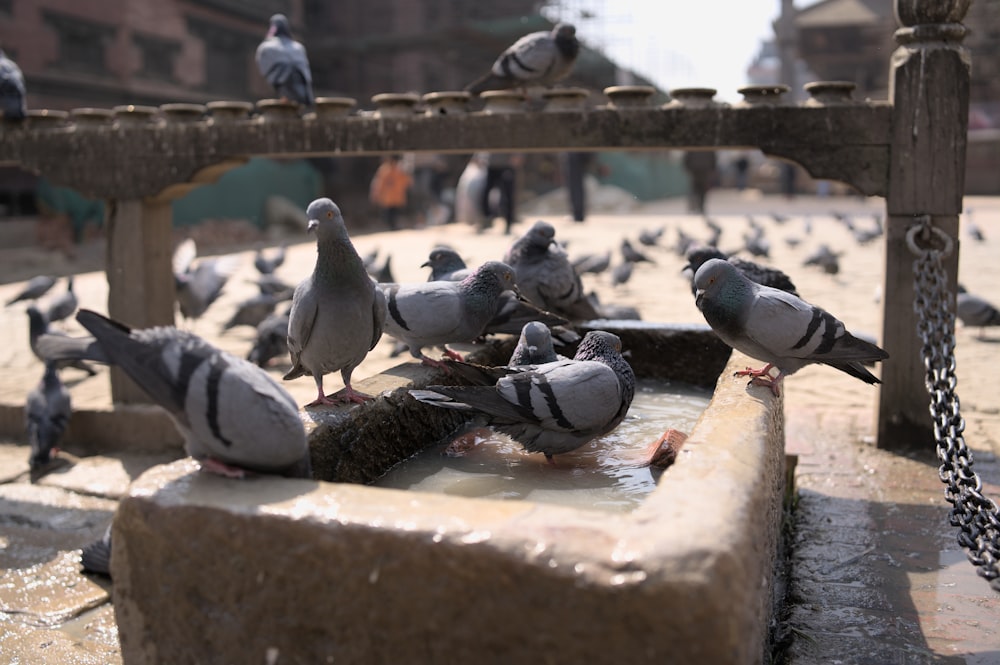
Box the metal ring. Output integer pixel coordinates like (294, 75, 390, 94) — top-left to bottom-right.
(906, 218, 954, 258)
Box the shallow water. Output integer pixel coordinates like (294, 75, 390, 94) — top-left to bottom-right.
(377, 379, 712, 512)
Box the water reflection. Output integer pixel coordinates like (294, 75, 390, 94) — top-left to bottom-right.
(377, 379, 711, 512)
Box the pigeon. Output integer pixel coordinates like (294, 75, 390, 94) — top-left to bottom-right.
(6, 275, 56, 307)
(411, 330, 635, 462)
(674, 227, 697, 257)
(693, 258, 888, 396)
(465, 23, 579, 95)
(850, 215, 883, 245)
(27, 306, 98, 376)
(80, 525, 112, 577)
(422, 246, 472, 282)
(803, 244, 842, 275)
(507, 321, 561, 366)
(956, 287, 1000, 337)
(173, 238, 240, 323)
(964, 209, 985, 242)
(0, 47, 26, 121)
(253, 244, 286, 275)
(45, 276, 78, 324)
(25, 363, 72, 471)
(247, 312, 290, 367)
(504, 220, 599, 321)
(770, 212, 789, 226)
(638, 226, 666, 247)
(381, 261, 517, 367)
(419, 246, 568, 337)
(250, 274, 296, 297)
(587, 291, 641, 320)
(255, 14, 314, 107)
(571, 250, 612, 276)
(369, 253, 395, 285)
(742, 228, 770, 258)
(68, 309, 311, 478)
(221, 293, 287, 333)
(683, 245, 798, 295)
(284, 199, 386, 406)
(610, 260, 633, 288)
(621, 238, 655, 264)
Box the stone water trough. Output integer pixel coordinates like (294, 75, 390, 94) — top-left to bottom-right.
(110, 322, 788, 664)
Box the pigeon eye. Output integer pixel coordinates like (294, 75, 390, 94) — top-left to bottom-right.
(326, 211, 333, 219)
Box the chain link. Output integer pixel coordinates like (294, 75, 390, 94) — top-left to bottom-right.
(909, 215, 1000, 592)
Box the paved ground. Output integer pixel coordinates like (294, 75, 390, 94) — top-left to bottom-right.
(0, 190, 998, 662)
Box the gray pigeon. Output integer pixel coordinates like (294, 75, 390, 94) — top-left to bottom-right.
(466, 23, 579, 95)
(638, 226, 666, 247)
(0, 47, 26, 121)
(254, 244, 286, 275)
(571, 250, 612, 276)
(504, 221, 599, 321)
(173, 238, 240, 323)
(803, 244, 842, 275)
(81, 524, 112, 577)
(45, 276, 78, 324)
(25, 363, 72, 471)
(683, 245, 798, 295)
(251, 274, 296, 297)
(247, 312, 290, 367)
(693, 258, 888, 396)
(508, 321, 561, 366)
(422, 247, 472, 282)
(621, 238, 655, 264)
(71, 309, 310, 478)
(956, 287, 1000, 337)
(255, 14, 314, 107)
(411, 330, 635, 462)
(284, 198, 387, 406)
(6, 275, 56, 307)
(221, 292, 287, 333)
(27, 306, 97, 376)
(381, 261, 518, 367)
(420, 246, 568, 337)
(610, 260, 633, 288)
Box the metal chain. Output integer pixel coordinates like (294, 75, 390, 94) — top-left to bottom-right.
(908, 216, 1000, 592)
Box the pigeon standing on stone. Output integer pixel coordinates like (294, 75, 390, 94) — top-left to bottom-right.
(381, 261, 517, 367)
(693, 258, 888, 396)
(0, 47, 26, 121)
(411, 330, 635, 462)
(65, 309, 311, 478)
(683, 245, 798, 296)
(25, 363, 71, 471)
(27, 306, 97, 376)
(255, 14, 314, 107)
(504, 220, 599, 321)
(5, 275, 56, 307)
(284, 199, 386, 406)
(956, 286, 1000, 337)
(465, 23, 579, 95)
(254, 244, 286, 275)
(45, 276, 78, 324)
(173, 238, 240, 324)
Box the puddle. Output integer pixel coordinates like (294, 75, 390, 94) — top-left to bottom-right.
(376, 379, 711, 512)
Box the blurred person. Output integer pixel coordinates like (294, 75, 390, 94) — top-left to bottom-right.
(480, 152, 522, 234)
(561, 151, 591, 223)
(682, 150, 717, 214)
(369, 155, 412, 231)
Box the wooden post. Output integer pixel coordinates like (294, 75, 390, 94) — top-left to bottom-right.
(878, 0, 970, 448)
(105, 197, 177, 404)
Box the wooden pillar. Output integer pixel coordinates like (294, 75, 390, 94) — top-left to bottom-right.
(877, 0, 970, 448)
(105, 197, 177, 404)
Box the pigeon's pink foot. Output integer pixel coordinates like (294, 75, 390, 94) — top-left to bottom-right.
(443, 348, 465, 362)
(748, 375, 783, 397)
(420, 356, 451, 370)
(199, 457, 248, 479)
(326, 385, 376, 404)
(645, 428, 690, 469)
(734, 363, 774, 379)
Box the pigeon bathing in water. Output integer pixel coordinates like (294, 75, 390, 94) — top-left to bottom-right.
(59, 309, 311, 478)
(411, 331, 635, 462)
(465, 23, 579, 95)
(25, 363, 72, 471)
(381, 261, 518, 367)
(6, 275, 56, 307)
(0, 47, 26, 121)
(504, 221, 599, 321)
(255, 14, 314, 107)
(284, 198, 387, 406)
(694, 259, 888, 397)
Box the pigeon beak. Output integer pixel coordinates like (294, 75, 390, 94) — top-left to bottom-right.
(420, 260, 431, 268)
(694, 290, 705, 307)
(307, 219, 319, 232)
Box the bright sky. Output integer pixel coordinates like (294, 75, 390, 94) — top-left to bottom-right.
(543, 0, 788, 102)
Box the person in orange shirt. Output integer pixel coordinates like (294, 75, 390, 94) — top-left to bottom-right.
(369, 155, 413, 231)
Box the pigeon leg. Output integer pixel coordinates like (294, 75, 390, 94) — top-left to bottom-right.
(747, 373, 784, 397)
(199, 457, 248, 479)
(326, 383, 376, 405)
(306, 376, 342, 407)
(442, 347, 464, 362)
(419, 355, 452, 370)
(734, 363, 775, 379)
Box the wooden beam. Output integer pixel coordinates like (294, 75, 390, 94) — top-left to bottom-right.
(105, 198, 177, 404)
